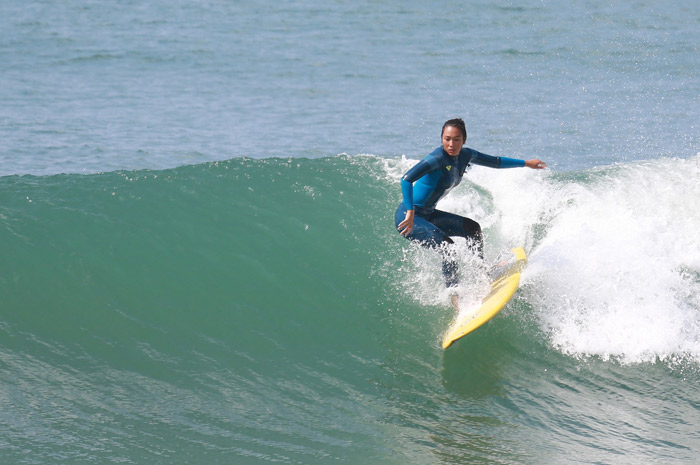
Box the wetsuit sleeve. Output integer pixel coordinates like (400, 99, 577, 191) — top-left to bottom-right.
(400, 157, 440, 210)
(470, 150, 526, 169)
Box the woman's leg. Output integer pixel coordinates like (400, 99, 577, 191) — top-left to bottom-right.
(428, 209, 483, 259)
(395, 204, 461, 288)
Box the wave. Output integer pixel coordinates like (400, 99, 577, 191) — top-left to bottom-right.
(1, 154, 699, 369)
(3, 153, 700, 464)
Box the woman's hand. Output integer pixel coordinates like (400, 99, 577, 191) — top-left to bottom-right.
(525, 159, 547, 169)
(397, 209, 415, 237)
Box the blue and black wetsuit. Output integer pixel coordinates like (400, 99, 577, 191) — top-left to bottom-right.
(395, 146, 525, 288)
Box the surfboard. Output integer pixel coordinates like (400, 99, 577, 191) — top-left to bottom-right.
(442, 247, 527, 349)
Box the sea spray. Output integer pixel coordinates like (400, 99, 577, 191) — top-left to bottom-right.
(524, 157, 700, 363)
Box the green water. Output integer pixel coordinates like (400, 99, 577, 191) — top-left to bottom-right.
(2, 155, 700, 464)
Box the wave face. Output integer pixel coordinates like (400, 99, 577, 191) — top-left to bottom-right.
(2, 155, 700, 464)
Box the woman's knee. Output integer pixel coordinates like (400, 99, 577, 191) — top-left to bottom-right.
(462, 218, 482, 238)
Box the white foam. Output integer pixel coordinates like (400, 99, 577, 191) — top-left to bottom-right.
(388, 154, 700, 363)
(520, 156, 700, 363)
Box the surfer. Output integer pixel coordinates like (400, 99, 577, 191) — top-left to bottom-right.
(395, 118, 546, 289)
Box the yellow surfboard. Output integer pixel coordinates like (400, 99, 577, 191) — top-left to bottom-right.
(442, 247, 527, 349)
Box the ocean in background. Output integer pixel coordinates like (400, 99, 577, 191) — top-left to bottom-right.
(2, 1, 700, 464)
(2, 0, 698, 175)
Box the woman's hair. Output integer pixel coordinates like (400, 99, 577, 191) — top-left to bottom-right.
(442, 118, 467, 140)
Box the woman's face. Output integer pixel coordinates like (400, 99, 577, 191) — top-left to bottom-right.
(442, 125, 465, 157)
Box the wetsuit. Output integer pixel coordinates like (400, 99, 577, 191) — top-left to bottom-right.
(395, 146, 525, 288)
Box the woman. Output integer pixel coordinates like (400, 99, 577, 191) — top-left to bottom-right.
(395, 118, 546, 289)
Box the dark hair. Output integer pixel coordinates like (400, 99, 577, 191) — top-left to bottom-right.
(442, 118, 467, 140)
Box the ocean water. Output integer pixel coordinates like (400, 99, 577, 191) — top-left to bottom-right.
(1, 1, 700, 464)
